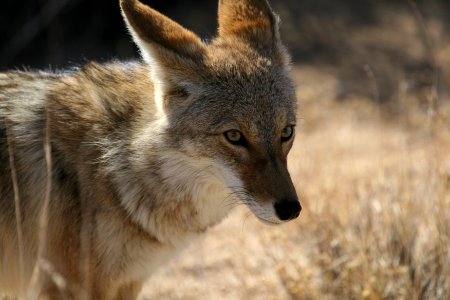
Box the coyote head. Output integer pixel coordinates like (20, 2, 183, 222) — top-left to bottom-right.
(120, 0, 301, 224)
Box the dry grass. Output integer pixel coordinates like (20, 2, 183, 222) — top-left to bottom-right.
(141, 67, 450, 299)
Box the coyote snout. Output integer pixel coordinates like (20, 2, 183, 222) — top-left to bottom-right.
(235, 150, 301, 224)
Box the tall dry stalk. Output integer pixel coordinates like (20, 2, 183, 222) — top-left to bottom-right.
(27, 105, 67, 299)
(5, 120, 25, 293)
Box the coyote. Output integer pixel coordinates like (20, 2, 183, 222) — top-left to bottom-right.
(0, 0, 301, 298)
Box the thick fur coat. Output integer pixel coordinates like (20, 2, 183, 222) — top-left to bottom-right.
(0, 0, 301, 298)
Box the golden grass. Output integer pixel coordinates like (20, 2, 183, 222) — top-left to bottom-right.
(141, 67, 450, 299)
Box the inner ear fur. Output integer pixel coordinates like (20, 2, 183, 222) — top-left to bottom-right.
(217, 0, 290, 66)
(218, 0, 280, 48)
(120, 0, 205, 60)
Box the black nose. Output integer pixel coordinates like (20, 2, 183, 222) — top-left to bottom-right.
(274, 199, 302, 221)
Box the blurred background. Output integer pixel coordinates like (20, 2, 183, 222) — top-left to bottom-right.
(2, 0, 449, 299)
(2, 0, 450, 109)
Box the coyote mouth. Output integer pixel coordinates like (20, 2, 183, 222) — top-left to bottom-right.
(244, 202, 286, 225)
(255, 216, 285, 225)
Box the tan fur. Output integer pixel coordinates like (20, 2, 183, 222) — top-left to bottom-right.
(0, 0, 300, 298)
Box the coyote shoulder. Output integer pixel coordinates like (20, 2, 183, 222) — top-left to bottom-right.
(0, 0, 301, 298)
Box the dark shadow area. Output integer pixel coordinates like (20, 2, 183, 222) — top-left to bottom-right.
(1, 0, 449, 107)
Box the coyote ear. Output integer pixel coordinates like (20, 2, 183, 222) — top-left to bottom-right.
(120, 0, 205, 61)
(120, 0, 206, 110)
(218, 0, 279, 47)
(218, 0, 288, 64)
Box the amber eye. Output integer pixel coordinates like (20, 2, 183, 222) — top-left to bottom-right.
(281, 125, 294, 142)
(224, 130, 247, 146)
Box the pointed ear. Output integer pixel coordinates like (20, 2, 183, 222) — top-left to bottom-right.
(218, 0, 289, 65)
(120, 0, 206, 111)
(218, 0, 277, 42)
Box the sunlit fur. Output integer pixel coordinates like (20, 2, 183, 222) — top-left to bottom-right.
(0, 0, 299, 298)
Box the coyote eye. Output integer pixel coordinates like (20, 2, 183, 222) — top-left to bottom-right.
(224, 130, 247, 146)
(281, 125, 294, 142)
